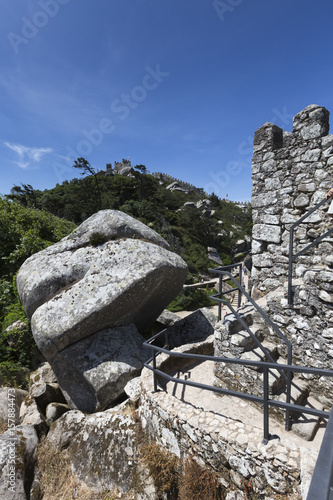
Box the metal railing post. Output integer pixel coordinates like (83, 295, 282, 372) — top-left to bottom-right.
(238, 263, 242, 309)
(263, 366, 270, 444)
(288, 226, 294, 306)
(152, 349, 158, 392)
(285, 348, 293, 431)
(218, 273, 222, 321)
(165, 330, 170, 351)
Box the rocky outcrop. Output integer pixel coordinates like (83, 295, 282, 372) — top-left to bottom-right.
(161, 308, 216, 350)
(208, 246, 222, 265)
(17, 210, 171, 321)
(17, 211, 187, 362)
(17, 210, 187, 412)
(181, 198, 213, 215)
(28, 236, 186, 361)
(156, 309, 182, 327)
(52, 324, 150, 413)
(166, 181, 189, 193)
(19, 362, 69, 436)
(45, 403, 156, 498)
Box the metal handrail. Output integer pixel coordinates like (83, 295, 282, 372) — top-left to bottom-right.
(306, 409, 333, 500)
(211, 262, 243, 321)
(288, 197, 333, 305)
(209, 268, 293, 431)
(144, 331, 333, 444)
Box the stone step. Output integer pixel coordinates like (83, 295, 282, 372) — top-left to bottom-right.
(273, 374, 324, 441)
(259, 363, 287, 395)
(230, 294, 239, 307)
(229, 324, 265, 351)
(276, 376, 309, 407)
(239, 341, 279, 370)
(267, 368, 286, 394)
(291, 396, 325, 441)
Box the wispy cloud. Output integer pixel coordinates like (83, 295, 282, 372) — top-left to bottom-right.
(4, 142, 54, 169)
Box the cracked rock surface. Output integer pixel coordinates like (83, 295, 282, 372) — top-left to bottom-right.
(17, 210, 187, 412)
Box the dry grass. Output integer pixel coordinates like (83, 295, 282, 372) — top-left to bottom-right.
(36, 438, 116, 500)
(139, 436, 223, 500)
(140, 441, 179, 497)
(0, 417, 8, 434)
(178, 457, 221, 500)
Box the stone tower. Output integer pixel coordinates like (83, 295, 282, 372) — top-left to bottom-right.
(251, 104, 333, 403)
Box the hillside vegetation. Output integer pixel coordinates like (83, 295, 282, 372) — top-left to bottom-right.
(7, 167, 252, 270)
(1, 165, 252, 383)
(0, 197, 76, 384)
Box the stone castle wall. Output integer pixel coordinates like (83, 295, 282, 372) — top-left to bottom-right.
(251, 104, 333, 401)
(152, 172, 202, 192)
(251, 104, 333, 292)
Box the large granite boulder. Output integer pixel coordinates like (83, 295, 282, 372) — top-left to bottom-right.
(17, 210, 170, 320)
(52, 324, 150, 412)
(165, 308, 216, 349)
(17, 210, 187, 361)
(45, 404, 156, 498)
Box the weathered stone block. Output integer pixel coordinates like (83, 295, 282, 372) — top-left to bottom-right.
(20, 398, 49, 436)
(164, 308, 216, 349)
(30, 382, 66, 414)
(293, 104, 330, 140)
(253, 123, 283, 152)
(45, 402, 70, 425)
(52, 324, 150, 413)
(46, 404, 143, 496)
(300, 149, 322, 162)
(252, 255, 273, 268)
(0, 426, 38, 500)
(252, 224, 281, 244)
(294, 194, 310, 207)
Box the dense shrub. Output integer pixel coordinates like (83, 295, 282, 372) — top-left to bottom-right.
(0, 198, 76, 383)
(167, 287, 217, 312)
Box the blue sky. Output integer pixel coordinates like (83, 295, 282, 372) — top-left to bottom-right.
(1, 0, 333, 201)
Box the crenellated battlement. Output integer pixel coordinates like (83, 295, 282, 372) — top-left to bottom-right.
(253, 105, 331, 156)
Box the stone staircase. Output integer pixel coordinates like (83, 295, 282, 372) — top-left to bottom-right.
(214, 302, 326, 441)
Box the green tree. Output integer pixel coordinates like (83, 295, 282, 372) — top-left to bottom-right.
(73, 157, 102, 208)
(6, 183, 39, 208)
(133, 164, 148, 215)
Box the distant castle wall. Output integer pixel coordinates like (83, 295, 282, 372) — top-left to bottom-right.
(114, 159, 131, 171)
(103, 159, 133, 177)
(152, 172, 203, 193)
